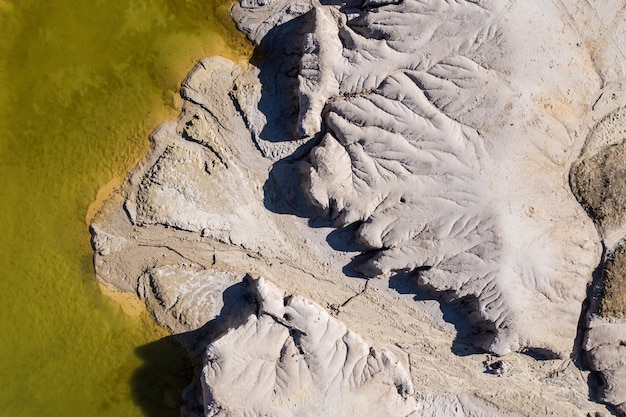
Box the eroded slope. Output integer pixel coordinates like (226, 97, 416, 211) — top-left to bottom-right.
(233, 0, 602, 356)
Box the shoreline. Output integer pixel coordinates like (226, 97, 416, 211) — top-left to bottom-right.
(89, 1, 626, 416)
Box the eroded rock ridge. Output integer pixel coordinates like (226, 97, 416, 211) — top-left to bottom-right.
(233, 0, 602, 357)
(90, 0, 626, 415)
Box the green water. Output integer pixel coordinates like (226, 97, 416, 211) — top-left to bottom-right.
(0, 1, 250, 416)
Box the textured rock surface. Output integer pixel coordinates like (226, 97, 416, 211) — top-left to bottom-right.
(89, 0, 626, 416)
(201, 275, 419, 417)
(572, 105, 626, 247)
(235, 0, 603, 357)
(200, 275, 509, 417)
(571, 85, 626, 416)
(585, 315, 626, 416)
(138, 265, 244, 334)
(91, 56, 610, 415)
(600, 244, 626, 319)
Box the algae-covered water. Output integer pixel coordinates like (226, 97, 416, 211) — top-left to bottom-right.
(0, 1, 250, 416)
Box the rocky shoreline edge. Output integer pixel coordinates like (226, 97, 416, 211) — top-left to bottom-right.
(91, 1, 626, 416)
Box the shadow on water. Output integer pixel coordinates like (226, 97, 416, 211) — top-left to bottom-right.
(130, 280, 256, 417)
(131, 336, 195, 417)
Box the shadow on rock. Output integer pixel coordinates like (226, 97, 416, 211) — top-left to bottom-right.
(131, 279, 257, 417)
(249, 11, 316, 144)
(248, 11, 334, 222)
(263, 152, 320, 219)
(388, 271, 489, 357)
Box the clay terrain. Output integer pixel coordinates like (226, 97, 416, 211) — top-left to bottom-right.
(91, 0, 626, 415)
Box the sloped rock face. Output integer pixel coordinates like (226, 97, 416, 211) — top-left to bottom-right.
(234, 0, 602, 357)
(138, 265, 245, 334)
(584, 313, 626, 416)
(90, 0, 626, 416)
(572, 94, 626, 416)
(201, 275, 421, 417)
(199, 275, 509, 417)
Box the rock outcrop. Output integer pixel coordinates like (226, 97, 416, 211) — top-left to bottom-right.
(201, 275, 419, 417)
(200, 275, 509, 417)
(235, 0, 603, 357)
(584, 312, 626, 416)
(90, 0, 626, 416)
(572, 86, 626, 416)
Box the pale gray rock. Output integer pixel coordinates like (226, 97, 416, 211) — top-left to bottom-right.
(233, 0, 313, 45)
(417, 393, 511, 417)
(296, 7, 341, 138)
(178, 57, 292, 162)
(88, 0, 626, 415)
(584, 316, 626, 416)
(91, 223, 127, 257)
(128, 121, 270, 250)
(89, 53, 611, 415)
(201, 275, 503, 417)
(234, 0, 603, 357)
(138, 264, 244, 334)
(121, 58, 299, 259)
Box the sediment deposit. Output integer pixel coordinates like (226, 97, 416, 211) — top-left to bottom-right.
(91, 0, 626, 415)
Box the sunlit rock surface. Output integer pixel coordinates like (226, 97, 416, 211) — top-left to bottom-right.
(584, 314, 626, 416)
(235, 0, 602, 357)
(200, 275, 507, 417)
(572, 88, 626, 416)
(201, 275, 418, 417)
(90, 0, 626, 415)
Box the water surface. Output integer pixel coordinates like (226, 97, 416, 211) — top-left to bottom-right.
(0, 1, 250, 416)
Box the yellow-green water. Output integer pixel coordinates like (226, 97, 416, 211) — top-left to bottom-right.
(0, 1, 250, 416)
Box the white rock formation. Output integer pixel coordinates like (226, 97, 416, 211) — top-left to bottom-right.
(200, 275, 512, 417)
(571, 84, 626, 417)
(138, 265, 244, 334)
(585, 316, 626, 416)
(201, 275, 422, 417)
(89, 0, 626, 415)
(235, 0, 603, 357)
